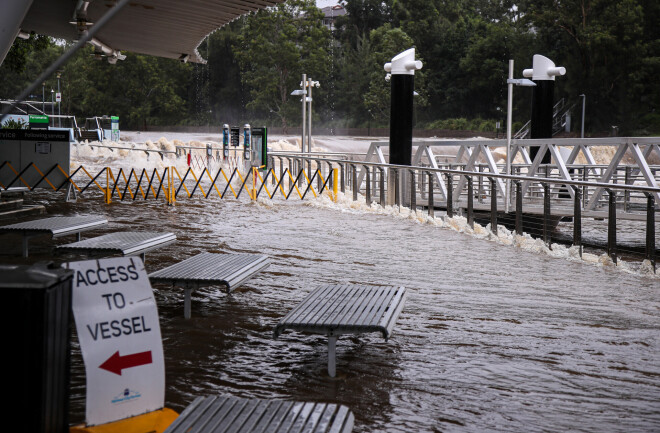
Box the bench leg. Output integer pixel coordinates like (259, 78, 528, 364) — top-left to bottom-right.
(328, 336, 337, 377)
(76, 232, 82, 241)
(22, 236, 29, 258)
(184, 288, 192, 319)
(140, 252, 146, 263)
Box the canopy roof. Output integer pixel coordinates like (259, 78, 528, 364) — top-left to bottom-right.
(20, 0, 282, 63)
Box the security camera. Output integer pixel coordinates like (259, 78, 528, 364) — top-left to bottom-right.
(179, 54, 189, 63)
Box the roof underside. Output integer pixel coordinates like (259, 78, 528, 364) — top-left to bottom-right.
(20, 0, 282, 63)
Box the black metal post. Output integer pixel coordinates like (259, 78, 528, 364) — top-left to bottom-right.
(573, 186, 582, 257)
(427, 171, 434, 217)
(365, 166, 371, 205)
(389, 75, 414, 166)
(646, 194, 656, 273)
(543, 183, 551, 246)
(490, 178, 497, 233)
(410, 169, 416, 211)
(395, 169, 400, 208)
(352, 164, 357, 201)
(340, 163, 345, 193)
(379, 168, 385, 205)
(446, 174, 453, 218)
(607, 189, 617, 264)
(467, 175, 474, 229)
(530, 79, 554, 163)
(624, 166, 631, 213)
(515, 181, 523, 236)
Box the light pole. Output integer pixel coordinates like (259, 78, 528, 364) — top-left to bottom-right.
(42, 82, 45, 113)
(50, 89, 54, 122)
(290, 86, 306, 153)
(57, 72, 61, 127)
(579, 94, 586, 138)
(306, 78, 319, 154)
(506, 59, 536, 213)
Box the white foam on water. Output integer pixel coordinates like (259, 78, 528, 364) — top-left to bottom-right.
(305, 191, 660, 280)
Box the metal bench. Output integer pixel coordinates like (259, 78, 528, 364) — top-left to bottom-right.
(55, 231, 176, 261)
(0, 215, 108, 257)
(165, 395, 354, 433)
(274, 284, 408, 377)
(149, 252, 270, 319)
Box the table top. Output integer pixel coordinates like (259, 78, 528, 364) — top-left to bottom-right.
(274, 284, 408, 340)
(0, 215, 107, 236)
(164, 395, 354, 433)
(148, 252, 270, 291)
(56, 231, 176, 256)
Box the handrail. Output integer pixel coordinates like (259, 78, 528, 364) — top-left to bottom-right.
(273, 153, 660, 194)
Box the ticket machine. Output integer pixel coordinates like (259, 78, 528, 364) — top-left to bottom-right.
(250, 127, 268, 169)
(222, 124, 229, 160)
(243, 124, 251, 161)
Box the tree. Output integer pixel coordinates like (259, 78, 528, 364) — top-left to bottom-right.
(235, 0, 331, 129)
(519, 0, 651, 132)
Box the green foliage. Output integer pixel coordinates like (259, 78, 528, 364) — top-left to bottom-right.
(1, 119, 28, 129)
(235, 0, 331, 129)
(0, 0, 658, 134)
(426, 117, 498, 132)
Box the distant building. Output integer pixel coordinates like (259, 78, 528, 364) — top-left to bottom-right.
(321, 5, 346, 32)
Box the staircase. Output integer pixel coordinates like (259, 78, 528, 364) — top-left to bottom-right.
(0, 189, 45, 222)
(514, 98, 575, 139)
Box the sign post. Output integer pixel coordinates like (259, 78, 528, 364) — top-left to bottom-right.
(66, 257, 165, 426)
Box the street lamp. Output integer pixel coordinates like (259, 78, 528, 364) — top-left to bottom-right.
(579, 94, 586, 138)
(56, 72, 62, 127)
(306, 78, 320, 154)
(505, 59, 536, 213)
(291, 74, 307, 153)
(50, 89, 54, 121)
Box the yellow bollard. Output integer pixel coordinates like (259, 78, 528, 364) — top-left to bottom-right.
(333, 168, 338, 202)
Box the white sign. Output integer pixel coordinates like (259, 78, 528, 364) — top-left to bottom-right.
(56, 92, 62, 102)
(66, 257, 165, 426)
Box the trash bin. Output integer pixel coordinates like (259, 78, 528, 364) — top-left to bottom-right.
(0, 262, 73, 433)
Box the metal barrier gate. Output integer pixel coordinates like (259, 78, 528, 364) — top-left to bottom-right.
(0, 161, 338, 204)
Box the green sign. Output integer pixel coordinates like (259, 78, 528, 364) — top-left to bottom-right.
(29, 114, 49, 124)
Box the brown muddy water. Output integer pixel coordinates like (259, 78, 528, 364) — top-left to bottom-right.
(4, 190, 660, 432)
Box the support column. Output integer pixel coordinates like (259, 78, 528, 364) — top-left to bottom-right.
(184, 288, 193, 319)
(523, 55, 566, 163)
(328, 336, 337, 377)
(384, 48, 422, 206)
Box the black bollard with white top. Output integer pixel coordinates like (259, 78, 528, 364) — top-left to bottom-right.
(523, 55, 566, 163)
(384, 48, 422, 206)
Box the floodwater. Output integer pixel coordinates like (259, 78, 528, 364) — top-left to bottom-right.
(12, 185, 659, 432)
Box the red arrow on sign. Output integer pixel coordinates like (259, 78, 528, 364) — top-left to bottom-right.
(99, 350, 152, 376)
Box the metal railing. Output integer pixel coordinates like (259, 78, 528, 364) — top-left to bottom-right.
(270, 153, 658, 273)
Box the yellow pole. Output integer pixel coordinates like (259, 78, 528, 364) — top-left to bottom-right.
(166, 167, 170, 205)
(333, 167, 338, 202)
(171, 166, 176, 206)
(106, 167, 111, 204)
(252, 167, 257, 200)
